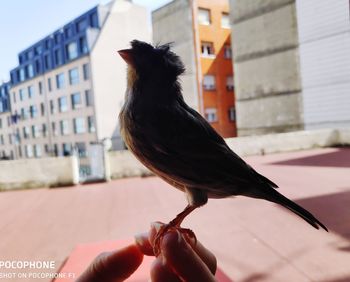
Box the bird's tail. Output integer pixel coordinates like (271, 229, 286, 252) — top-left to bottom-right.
(264, 189, 328, 231)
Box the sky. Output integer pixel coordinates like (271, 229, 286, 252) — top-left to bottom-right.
(0, 0, 173, 82)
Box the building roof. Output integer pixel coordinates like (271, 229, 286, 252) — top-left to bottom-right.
(9, 4, 110, 86)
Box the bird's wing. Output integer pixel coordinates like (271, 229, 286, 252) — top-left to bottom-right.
(141, 98, 278, 197)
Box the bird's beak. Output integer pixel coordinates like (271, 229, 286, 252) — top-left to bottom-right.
(118, 49, 134, 66)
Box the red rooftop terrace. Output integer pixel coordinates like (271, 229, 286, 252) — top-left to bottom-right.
(0, 148, 349, 281)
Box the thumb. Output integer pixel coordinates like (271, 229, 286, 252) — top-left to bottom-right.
(76, 244, 143, 282)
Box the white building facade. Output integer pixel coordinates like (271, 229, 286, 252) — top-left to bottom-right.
(296, 0, 350, 129)
(0, 0, 150, 176)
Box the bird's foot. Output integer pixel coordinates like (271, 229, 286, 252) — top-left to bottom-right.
(153, 224, 197, 256)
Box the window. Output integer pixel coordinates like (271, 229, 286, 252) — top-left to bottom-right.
(0, 118, 2, 129)
(56, 73, 65, 89)
(29, 105, 38, 118)
(38, 81, 43, 94)
(204, 108, 217, 123)
(77, 19, 87, 32)
(48, 78, 52, 91)
(60, 120, 69, 135)
(25, 145, 33, 158)
(44, 55, 50, 69)
(19, 88, 26, 101)
(228, 107, 236, 121)
(34, 145, 42, 158)
(28, 85, 34, 98)
(13, 92, 16, 103)
(85, 90, 93, 106)
(226, 76, 234, 91)
(19, 68, 25, 81)
(203, 75, 216, 90)
(201, 42, 215, 57)
(0, 135, 4, 145)
(71, 92, 82, 109)
(224, 45, 232, 59)
(32, 125, 40, 138)
(44, 144, 49, 153)
(66, 42, 78, 60)
(52, 122, 58, 136)
(40, 103, 45, 116)
(54, 33, 61, 44)
(73, 117, 85, 134)
(58, 96, 68, 112)
(87, 116, 96, 133)
(75, 142, 87, 157)
(23, 126, 30, 139)
(16, 129, 21, 143)
(198, 8, 211, 25)
(69, 68, 79, 85)
(55, 49, 63, 65)
(35, 60, 41, 73)
(80, 37, 88, 54)
(53, 144, 59, 156)
(90, 13, 98, 27)
(63, 143, 72, 156)
(50, 100, 56, 114)
(8, 134, 12, 145)
(21, 108, 30, 120)
(42, 124, 47, 137)
(83, 64, 90, 80)
(65, 26, 74, 38)
(35, 45, 42, 55)
(221, 13, 230, 28)
(27, 64, 34, 78)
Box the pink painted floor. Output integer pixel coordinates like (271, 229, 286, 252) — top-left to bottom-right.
(0, 148, 349, 282)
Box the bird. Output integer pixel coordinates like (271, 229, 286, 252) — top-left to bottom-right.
(118, 40, 327, 254)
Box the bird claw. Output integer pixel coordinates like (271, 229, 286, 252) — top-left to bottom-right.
(153, 225, 197, 256)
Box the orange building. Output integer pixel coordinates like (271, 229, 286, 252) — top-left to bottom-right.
(153, 0, 236, 138)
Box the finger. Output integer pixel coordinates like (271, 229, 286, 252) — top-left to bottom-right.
(135, 232, 154, 256)
(161, 230, 216, 282)
(147, 222, 216, 274)
(76, 244, 143, 282)
(135, 221, 164, 256)
(150, 256, 182, 282)
(184, 237, 217, 275)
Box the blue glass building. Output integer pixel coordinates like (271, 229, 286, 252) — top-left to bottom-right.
(10, 6, 103, 86)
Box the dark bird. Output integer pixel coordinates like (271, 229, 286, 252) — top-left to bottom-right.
(118, 40, 327, 254)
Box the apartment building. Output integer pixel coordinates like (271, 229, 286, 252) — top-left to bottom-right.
(153, 0, 237, 138)
(230, 0, 350, 135)
(0, 0, 150, 173)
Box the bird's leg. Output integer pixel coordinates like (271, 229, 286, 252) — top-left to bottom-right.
(153, 205, 197, 256)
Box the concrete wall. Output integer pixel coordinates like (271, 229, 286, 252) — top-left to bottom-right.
(0, 156, 79, 191)
(226, 128, 347, 157)
(230, 0, 303, 136)
(1, 128, 349, 191)
(107, 150, 152, 179)
(152, 0, 200, 111)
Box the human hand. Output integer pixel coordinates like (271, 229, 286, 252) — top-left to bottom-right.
(136, 222, 217, 282)
(76, 222, 216, 282)
(76, 244, 143, 282)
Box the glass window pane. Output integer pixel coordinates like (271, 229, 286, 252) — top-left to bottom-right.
(221, 13, 230, 28)
(69, 68, 79, 85)
(198, 8, 210, 25)
(66, 42, 78, 60)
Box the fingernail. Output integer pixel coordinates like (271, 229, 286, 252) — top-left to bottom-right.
(134, 232, 147, 246)
(151, 221, 163, 233)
